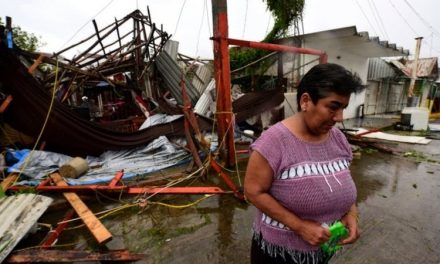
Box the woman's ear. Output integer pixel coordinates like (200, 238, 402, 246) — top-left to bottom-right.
(299, 93, 311, 112)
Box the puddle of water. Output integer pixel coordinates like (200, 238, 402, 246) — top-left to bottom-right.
(15, 147, 440, 263)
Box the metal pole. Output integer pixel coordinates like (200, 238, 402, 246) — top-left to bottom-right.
(227, 38, 328, 63)
(408, 37, 423, 98)
(211, 0, 236, 166)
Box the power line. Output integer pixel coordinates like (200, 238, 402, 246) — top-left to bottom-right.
(366, 0, 387, 39)
(174, 0, 187, 36)
(388, 0, 440, 56)
(370, 0, 390, 39)
(58, 0, 115, 50)
(205, 0, 212, 37)
(195, 0, 206, 56)
(265, 13, 271, 36)
(204, 0, 213, 52)
(354, 0, 379, 37)
(242, 0, 248, 38)
(403, 0, 440, 39)
(387, 0, 418, 36)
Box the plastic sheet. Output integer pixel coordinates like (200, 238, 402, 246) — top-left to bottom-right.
(8, 136, 190, 186)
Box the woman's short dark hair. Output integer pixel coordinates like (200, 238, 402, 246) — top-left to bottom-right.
(296, 63, 364, 111)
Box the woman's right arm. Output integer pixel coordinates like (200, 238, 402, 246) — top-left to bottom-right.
(244, 150, 330, 246)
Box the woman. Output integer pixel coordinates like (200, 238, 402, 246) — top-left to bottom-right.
(244, 63, 364, 264)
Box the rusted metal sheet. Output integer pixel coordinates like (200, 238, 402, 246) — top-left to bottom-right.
(391, 57, 439, 78)
(0, 194, 53, 263)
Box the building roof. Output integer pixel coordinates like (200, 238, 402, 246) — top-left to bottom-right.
(390, 57, 439, 79)
(278, 26, 410, 58)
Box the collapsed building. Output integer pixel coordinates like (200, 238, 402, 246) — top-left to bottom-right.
(0, 9, 284, 157)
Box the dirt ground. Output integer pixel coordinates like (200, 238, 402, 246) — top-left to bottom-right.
(28, 116, 440, 264)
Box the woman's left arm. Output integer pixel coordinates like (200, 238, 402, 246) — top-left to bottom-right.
(340, 204, 360, 244)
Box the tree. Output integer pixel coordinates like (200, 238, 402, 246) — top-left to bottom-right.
(0, 17, 44, 52)
(230, 0, 305, 72)
(262, 0, 305, 42)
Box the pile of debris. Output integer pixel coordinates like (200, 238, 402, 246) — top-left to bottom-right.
(0, 7, 287, 262)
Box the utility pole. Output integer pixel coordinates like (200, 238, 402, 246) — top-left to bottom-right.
(211, 0, 236, 166)
(407, 37, 423, 104)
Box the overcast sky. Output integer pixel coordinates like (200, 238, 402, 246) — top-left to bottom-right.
(1, 0, 439, 60)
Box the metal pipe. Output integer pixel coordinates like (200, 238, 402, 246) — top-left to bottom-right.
(212, 0, 236, 166)
(227, 38, 328, 64)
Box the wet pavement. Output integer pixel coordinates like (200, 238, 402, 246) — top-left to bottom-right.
(27, 116, 440, 264)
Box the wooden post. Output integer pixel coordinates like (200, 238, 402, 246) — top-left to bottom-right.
(408, 37, 423, 98)
(50, 173, 112, 244)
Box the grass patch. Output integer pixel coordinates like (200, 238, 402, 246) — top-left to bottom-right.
(403, 151, 440, 164)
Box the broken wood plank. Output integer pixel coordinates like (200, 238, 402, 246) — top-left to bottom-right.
(27, 54, 44, 74)
(50, 173, 112, 244)
(0, 95, 12, 113)
(0, 173, 18, 191)
(6, 249, 144, 263)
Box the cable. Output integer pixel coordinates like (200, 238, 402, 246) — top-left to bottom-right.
(369, 0, 390, 40)
(204, 0, 213, 54)
(403, 0, 440, 39)
(58, 0, 115, 50)
(265, 13, 272, 36)
(195, 0, 206, 56)
(242, 0, 249, 39)
(174, 0, 188, 36)
(63, 194, 214, 230)
(387, 0, 419, 36)
(205, 0, 213, 37)
(354, 0, 379, 37)
(388, 0, 440, 56)
(366, 0, 387, 38)
(14, 58, 59, 183)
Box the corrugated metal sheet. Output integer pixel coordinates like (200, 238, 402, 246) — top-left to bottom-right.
(163, 40, 179, 61)
(192, 64, 212, 94)
(357, 31, 410, 56)
(155, 51, 201, 106)
(391, 57, 439, 78)
(368, 58, 397, 80)
(0, 194, 53, 262)
(194, 79, 215, 116)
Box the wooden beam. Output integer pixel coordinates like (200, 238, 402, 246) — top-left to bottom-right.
(6, 249, 144, 263)
(0, 173, 18, 191)
(50, 173, 112, 244)
(28, 54, 44, 74)
(0, 95, 13, 113)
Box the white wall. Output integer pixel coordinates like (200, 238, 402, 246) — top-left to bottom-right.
(295, 37, 369, 119)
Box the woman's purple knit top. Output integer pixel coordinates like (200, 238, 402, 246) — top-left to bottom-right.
(250, 122, 356, 258)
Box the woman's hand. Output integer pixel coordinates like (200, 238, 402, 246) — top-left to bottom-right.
(294, 219, 331, 246)
(340, 210, 360, 244)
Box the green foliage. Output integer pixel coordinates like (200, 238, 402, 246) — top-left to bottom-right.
(230, 0, 305, 90)
(362, 148, 378, 154)
(0, 186, 5, 199)
(403, 150, 440, 164)
(0, 17, 44, 52)
(262, 0, 305, 42)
